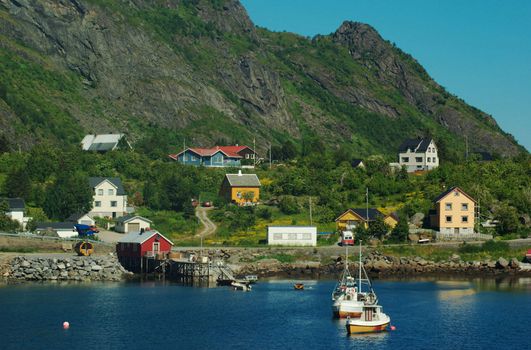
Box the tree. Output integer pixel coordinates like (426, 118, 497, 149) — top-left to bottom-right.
(279, 196, 299, 214)
(44, 172, 92, 220)
(389, 213, 409, 243)
(4, 167, 31, 199)
(367, 216, 390, 240)
(494, 204, 520, 235)
(281, 140, 297, 160)
(0, 200, 19, 231)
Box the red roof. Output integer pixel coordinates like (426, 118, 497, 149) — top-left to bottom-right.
(169, 145, 252, 159)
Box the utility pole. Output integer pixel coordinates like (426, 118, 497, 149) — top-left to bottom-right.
(269, 143, 272, 169)
(253, 137, 256, 168)
(477, 199, 481, 235)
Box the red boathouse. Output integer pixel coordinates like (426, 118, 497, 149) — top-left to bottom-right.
(116, 229, 174, 273)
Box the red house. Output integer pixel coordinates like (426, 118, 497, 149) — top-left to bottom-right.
(116, 229, 173, 272)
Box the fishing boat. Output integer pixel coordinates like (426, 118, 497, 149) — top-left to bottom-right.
(345, 241, 390, 334)
(331, 246, 364, 318)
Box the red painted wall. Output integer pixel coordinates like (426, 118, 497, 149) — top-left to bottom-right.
(116, 232, 172, 258)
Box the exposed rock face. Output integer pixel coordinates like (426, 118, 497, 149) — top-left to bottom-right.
(0, 0, 523, 156)
(7, 255, 130, 281)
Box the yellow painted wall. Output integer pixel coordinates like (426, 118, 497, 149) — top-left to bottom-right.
(435, 191, 475, 229)
(336, 211, 365, 231)
(384, 216, 398, 228)
(230, 187, 260, 205)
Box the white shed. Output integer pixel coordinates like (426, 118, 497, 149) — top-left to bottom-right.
(35, 222, 78, 238)
(267, 226, 317, 247)
(115, 215, 153, 233)
(66, 213, 95, 226)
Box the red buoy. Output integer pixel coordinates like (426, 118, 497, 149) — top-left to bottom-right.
(63, 321, 70, 329)
(390, 325, 396, 331)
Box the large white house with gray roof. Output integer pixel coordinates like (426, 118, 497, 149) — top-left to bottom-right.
(88, 177, 128, 218)
(398, 138, 439, 172)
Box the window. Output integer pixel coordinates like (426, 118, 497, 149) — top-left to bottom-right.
(454, 191, 460, 196)
(461, 216, 469, 223)
(445, 216, 452, 223)
(461, 203, 468, 211)
(111, 201, 117, 207)
(415, 157, 422, 162)
(251, 154, 255, 159)
(245, 154, 250, 159)
(302, 233, 311, 240)
(97, 189, 103, 196)
(445, 203, 452, 210)
(401, 157, 409, 163)
(191, 156, 197, 161)
(108, 189, 114, 196)
(273, 233, 282, 240)
(433, 157, 437, 162)
(427, 157, 431, 162)
(95, 201, 101, 207)
(288, 233, 297, 240)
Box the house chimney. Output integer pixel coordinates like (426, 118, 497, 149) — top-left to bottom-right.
(238, 170, 242, 176)
(140, 228, 144, 235)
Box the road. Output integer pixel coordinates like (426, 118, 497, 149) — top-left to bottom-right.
(195, 206, 217, 238)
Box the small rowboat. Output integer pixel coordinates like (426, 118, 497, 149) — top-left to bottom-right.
(293, 283, 305, 290)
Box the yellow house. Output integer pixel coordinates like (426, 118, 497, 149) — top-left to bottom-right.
(430, 187, 476, 234)
(335, 208, 398, 231)
(219, 171, 261, 205)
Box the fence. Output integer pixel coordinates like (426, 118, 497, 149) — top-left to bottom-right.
(435, 232, 493, 241)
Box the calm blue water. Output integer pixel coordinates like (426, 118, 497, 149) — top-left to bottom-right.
(0, 278, 530, 350)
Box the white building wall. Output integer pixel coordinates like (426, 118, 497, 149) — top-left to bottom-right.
(89, 180, 127, 218)
(267, 226, 317, 247)
(398, 140, 439, 172)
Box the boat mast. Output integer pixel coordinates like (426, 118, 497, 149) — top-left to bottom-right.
(359, 240, 362, 291)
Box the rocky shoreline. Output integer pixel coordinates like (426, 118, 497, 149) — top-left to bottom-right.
(224, 250, 531, 279)
(5, 256, 131, 282)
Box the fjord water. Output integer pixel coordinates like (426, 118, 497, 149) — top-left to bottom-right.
(1, 278, 529, 350)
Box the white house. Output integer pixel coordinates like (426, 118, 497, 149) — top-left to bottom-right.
(89, 177, 128, 219)
(35, 222, 78, 238)
(66, 212, 96, 226)
(267, 226, 317, 247)
(81, 134, 131, 152)
(398, 138, 439, 172)
(115, 215, 152, 234)
(1, 198, 30, 230)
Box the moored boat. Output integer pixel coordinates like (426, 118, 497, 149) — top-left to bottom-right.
(346, 305, 390, 334)
(294, 283, 305, 290)
(344, 241, 391, 334)
(331, 246, 364, 318)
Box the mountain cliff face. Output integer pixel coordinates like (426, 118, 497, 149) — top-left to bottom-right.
(0, 0, 524, 157)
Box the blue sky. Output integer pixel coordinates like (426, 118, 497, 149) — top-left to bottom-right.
(240, 0, 530, 151)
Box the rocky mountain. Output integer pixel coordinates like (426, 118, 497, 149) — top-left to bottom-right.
(0, 0, 524, 157)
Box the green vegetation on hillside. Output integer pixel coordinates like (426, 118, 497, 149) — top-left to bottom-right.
(0, 144, 528, 243)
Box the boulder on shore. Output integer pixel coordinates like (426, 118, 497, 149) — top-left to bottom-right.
(496, 257, 509, 269)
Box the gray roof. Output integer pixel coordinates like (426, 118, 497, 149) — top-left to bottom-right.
(117, 230, 173, 245)
(35, 222, 75, 230)
(398, 138, 433, 153)
(343, 208, 385, 221)
(66, 212, 91, 222)
(89, 177, 126, 195)
(115, 215, 152, 224)
(225, 173, 261, 187)
(0, 198, 25, 211)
